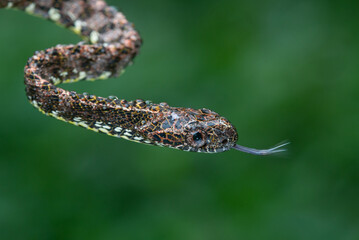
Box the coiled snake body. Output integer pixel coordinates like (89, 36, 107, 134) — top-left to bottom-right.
(1, 0, 287, 154)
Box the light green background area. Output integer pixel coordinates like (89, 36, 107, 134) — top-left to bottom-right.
(0, 0, 358, 239)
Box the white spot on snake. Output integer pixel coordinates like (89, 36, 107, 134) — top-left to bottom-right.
(6, 2, 13, 8)
(95, 122, 103, 128)
(170, 112, 180, 120)
(60, 71, 68, 77)
(114, 127, 122, 132)
(73, 20, 84, 34)
(99, 128, 109, 134)
(90, 31, 100, 43)
(31, 100, 39, 107)
(78, 122, 88, 128)
(124, 132, 133, 137)
(50, 76, 61, 85)
(79, 71, 87, 80)
(103, 125, 111, 130)
(25, 3, 36, 14)
(51, 111, 59, 116)
(144, 140, 152, 144)
(67, 11, 76, 21)
(48, 8, 61, 21)
(183, 147, 192, 152)
(73, 68, 78, 74)
(99, 71, 112, 79)
(121, 135, 130, 140)
(134, 136, 144, 141)
(73, 117, 82, 122)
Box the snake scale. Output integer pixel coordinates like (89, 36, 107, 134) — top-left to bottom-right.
(1, 0, 288, 154)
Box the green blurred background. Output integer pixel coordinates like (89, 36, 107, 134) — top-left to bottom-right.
(0, 0, 358, 239)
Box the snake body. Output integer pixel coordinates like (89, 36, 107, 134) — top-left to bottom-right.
(1, 0, 287, 154)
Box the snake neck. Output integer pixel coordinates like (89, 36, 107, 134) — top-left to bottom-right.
(7, 0, 149, 143)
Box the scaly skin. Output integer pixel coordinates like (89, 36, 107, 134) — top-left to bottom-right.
(1, 0, 239, 153)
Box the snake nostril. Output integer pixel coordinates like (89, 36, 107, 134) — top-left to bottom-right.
(222, 139, 228, 145)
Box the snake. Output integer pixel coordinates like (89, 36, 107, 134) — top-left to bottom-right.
(1, 0, 288, 154)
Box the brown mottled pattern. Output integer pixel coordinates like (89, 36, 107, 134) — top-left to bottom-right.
(0, 0, 239, 153)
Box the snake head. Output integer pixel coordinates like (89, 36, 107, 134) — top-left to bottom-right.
(181, 115, 239, 153)
(142, 107, 238, 153)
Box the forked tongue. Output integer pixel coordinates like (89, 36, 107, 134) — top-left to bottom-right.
(232, 142, 289, 155)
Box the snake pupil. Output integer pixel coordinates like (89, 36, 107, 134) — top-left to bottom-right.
(193, 132, 202, 142)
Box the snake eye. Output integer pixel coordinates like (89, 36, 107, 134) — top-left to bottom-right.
(188, 130, 206, 148)
(193, 132, 203, 142)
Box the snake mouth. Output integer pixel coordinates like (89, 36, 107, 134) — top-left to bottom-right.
(180, 143, 233, 153)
